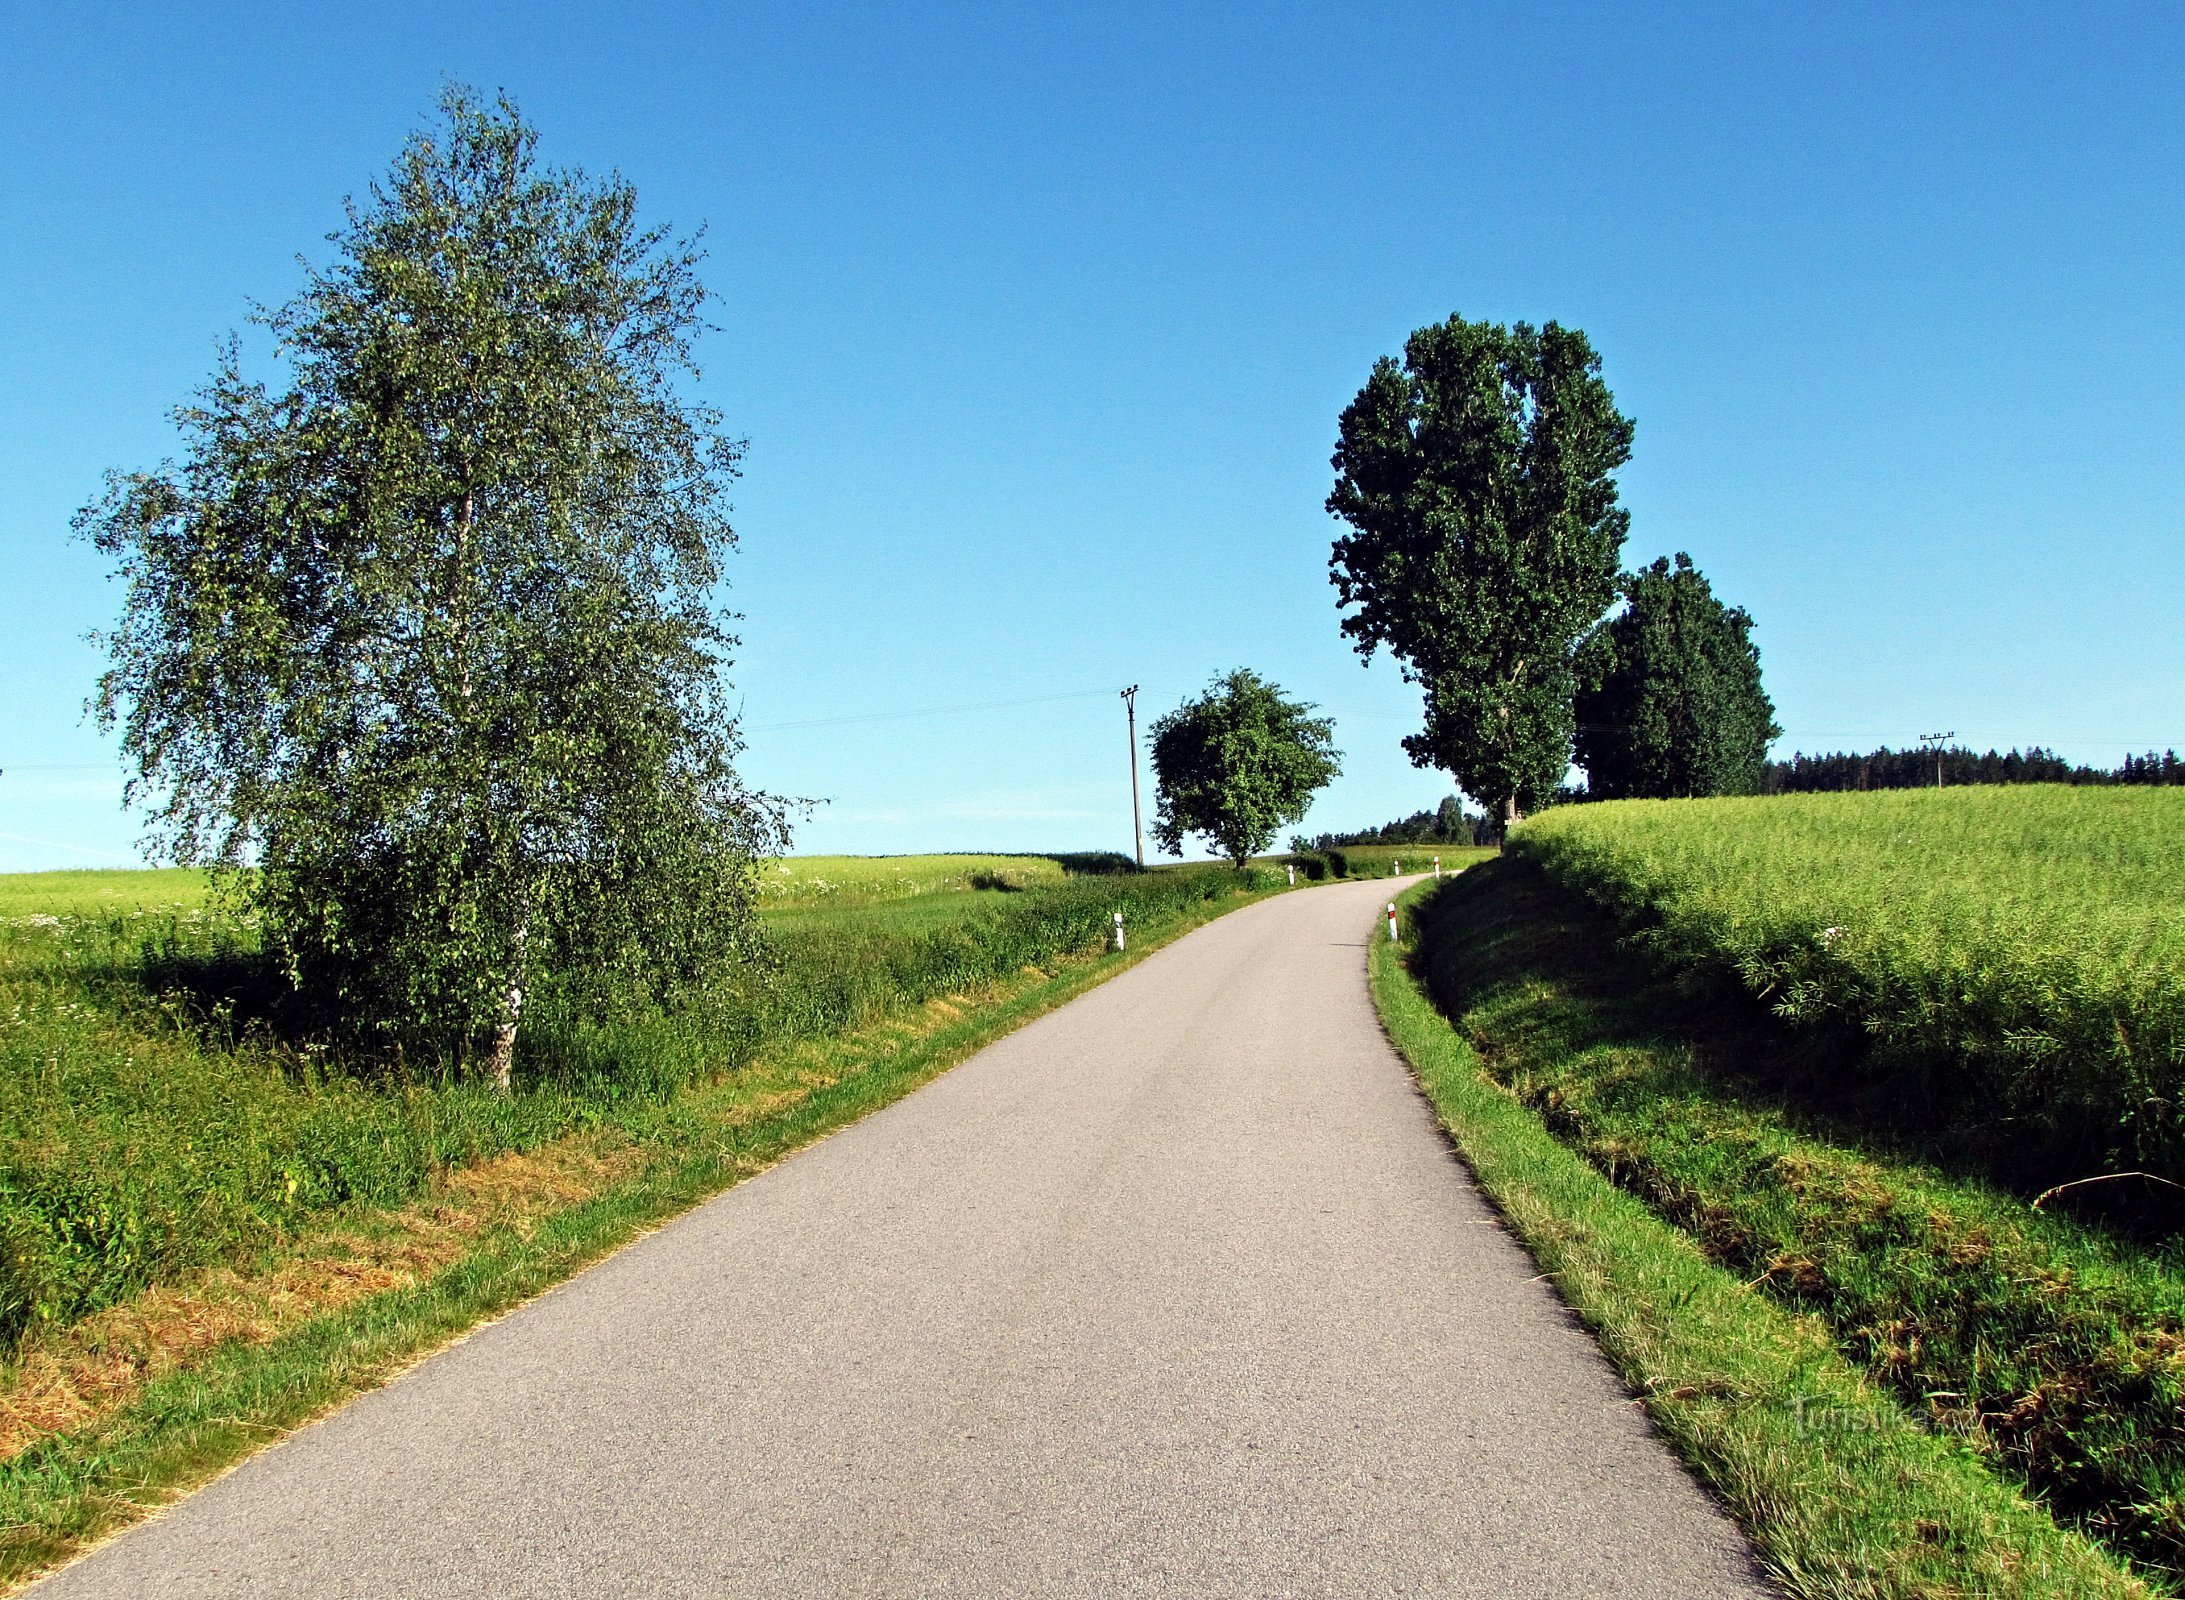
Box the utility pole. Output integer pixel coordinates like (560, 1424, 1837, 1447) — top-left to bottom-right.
(1919, 731, 1955, 790)
(1121, 686, 1145, 868)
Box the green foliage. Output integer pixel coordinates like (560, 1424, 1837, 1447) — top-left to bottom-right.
(0, 860, 1268, 1346)
(76, 86, 782, 1080)
(1514, 788, 2185, 1190)
(1574, 553, 1779, 799)
(1147, 669, 1340, 866)
(1326, 315, 1634, 823)
(1409, 857, 2185, 1585)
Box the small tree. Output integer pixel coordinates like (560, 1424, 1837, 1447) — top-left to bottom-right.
(1327, 315, 1634, 830)
(1573, 553, 1780, 798)
(1150, 670, 1340, 866)
(78, 87, 786, 1088)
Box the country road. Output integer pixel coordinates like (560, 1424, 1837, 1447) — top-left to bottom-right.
(36, 874, 1770, 1598)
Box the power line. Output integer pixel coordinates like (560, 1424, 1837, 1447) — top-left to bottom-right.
(746, 688, 1121, 733)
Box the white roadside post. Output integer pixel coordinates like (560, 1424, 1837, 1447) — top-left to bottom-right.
(1386, 902, 1399, 943)
(1113, 911, 1126, 952)
(1286, 863, 1295, 886)
(1433, 856, 1441, 879)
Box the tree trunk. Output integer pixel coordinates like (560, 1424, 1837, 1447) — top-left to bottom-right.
(1501, 792, 1522, 844)
(486, 924, 526, 1096)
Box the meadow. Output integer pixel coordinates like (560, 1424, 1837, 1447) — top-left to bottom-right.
(1514, 787, 2185, 1189)
(0, 854, 1268, 1349)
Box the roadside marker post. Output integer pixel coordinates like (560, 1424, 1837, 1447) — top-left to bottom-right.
(1433, 857, 1441, 879)
(1286, 864, 1295, 886)
(1386, 903, 1398, 943)
(1113, 911, 1126, 952)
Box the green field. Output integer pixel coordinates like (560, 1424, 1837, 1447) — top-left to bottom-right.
(0, 855, 1272, 1347)
(1515, 787, 2185, 1187)
(0, 869, 212, 920)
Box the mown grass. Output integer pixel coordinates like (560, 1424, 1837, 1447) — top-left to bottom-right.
(0, 868, 1282, 1588)
(1375, 866, 2157, 1599)
(1515, 788, 2185, 1191)
(0, 858, 1268, 1350)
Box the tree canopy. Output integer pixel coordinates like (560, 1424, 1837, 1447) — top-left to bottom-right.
(79, 86, 785, 1087)
(1573, 553, 1779, 799)
(1149, 670, 1341, 867)
(1326, 315, 1634, 827)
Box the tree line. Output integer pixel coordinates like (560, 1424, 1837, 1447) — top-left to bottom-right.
(1764, 746, 2184, 793)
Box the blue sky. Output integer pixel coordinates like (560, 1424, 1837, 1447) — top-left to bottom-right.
(3, 2, 2180, 869)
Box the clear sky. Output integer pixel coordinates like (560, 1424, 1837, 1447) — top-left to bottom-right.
(4, 2, 2180, 870)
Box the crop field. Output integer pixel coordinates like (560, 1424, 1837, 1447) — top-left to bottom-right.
(0, 855, 1274, 1350)
(1515, 786, 2185, 1186)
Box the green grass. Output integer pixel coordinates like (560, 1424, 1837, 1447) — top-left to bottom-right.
(1374, 865, 2156, 1599)
(0, 856, 1274, 1348)
(1515, 788, 2185, 1188)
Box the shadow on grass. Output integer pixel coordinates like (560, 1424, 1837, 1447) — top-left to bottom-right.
(1424, 857, 2185, 1236)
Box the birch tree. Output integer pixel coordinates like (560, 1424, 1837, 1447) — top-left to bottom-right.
(79, 86, 784, 1087)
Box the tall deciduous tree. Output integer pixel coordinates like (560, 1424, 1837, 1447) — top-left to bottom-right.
(1150, 670, 1340, 867)
(1327, 315, 1634, 829)
(78, 86, 786, 1088)
(1573, 553, 1779, 799)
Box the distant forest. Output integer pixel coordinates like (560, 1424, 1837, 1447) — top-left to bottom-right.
(1764, 745, 2183, 793)
(1295, 796, 1497, 851)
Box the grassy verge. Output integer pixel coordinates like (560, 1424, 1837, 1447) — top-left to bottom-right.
(1370, 865, 2155, 1599)
(0, 863, 1286, 1588)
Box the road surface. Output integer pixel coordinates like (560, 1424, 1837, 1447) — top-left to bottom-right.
(38, 874, 1770, 1598)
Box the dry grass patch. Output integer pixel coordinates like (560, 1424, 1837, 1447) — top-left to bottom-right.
(0, 1131, 646, 1464)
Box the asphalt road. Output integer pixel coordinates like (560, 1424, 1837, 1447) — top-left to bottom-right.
(38, 875, 1771, 1598)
